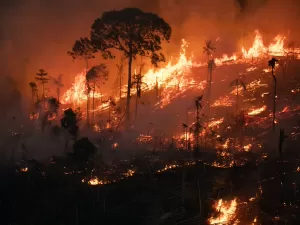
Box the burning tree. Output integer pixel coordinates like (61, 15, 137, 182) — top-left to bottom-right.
(193, 95, 203, 155)
(203, 40, 216, 84)
(268, 57, 278, 131)
(29, 82, 38, 119)
(50, 74, 64, 103)
(35, 69, 49, 109)
(230, 78, 246, 122)
(86, 64, 109, 124)
(68, 37, 96, 127)
(61, 108, 81, 151)
(131, 62, 147, 120)
(90, 8, 172, 125)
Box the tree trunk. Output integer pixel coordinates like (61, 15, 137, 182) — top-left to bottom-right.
(119, 69, 122, 100)
(42, 82, 45, 109)
(126, 54, 132, 126)
(92, 79, 95, 125)
(273, 71, 277, 132)
(135, 87, 138, 120)
(236, 81, 238, 122)
(85, 59, 89, 128)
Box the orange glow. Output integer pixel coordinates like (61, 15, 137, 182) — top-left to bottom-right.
(208, 198, 238, 224)
(248, 106, 267, 116)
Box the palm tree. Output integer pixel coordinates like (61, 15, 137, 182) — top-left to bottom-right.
(194, 95, 203, 155)
(50, 74, 64, 103)
(268, 57, 278, 131)
(207, 59, 216, 110)
(203, 40, 216, 61)
(35, 69, 49, 109)
(29, 82, 38, 120)
(230, 78, 246, 122)
(86, 64, 109, 124)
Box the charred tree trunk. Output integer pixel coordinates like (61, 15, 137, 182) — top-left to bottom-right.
(272, 70, 277, 132)
(126, 53, 132, 126)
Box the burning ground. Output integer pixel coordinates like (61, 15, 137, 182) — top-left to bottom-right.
(1, 20, 300, 225)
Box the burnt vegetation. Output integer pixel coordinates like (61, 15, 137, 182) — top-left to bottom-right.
(1, 5, 300, 225)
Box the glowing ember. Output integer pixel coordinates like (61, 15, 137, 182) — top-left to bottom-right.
(208, 118, 224, 128)
(248, 106, 267, 116)
(20, 167, 28, 172)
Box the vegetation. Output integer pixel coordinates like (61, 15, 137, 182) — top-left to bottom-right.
(68, 37, 96, 127)
(268, 57, 278, 131)
(89, 8, 172, 124)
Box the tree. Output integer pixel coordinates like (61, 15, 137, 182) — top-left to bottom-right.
(68, 37, 96, 128)
(279, 128, 288, 161)
(207, 59, 216, 110)
(182, 123, 188, 151)
(35, 69, 49, 108)
(61, 108, 81, 151)
(131, 62, 147, 120)
(86, 64, 109, 124)
(268, 57, 278, 131)
(50, 74, 64, 103)
(73, 137, 96, 162)
(203, 40, 216, 61)
(193, 95, 203, 155)
(90, 8, 172, 125)
(230, 78, 246, 122)
(29, 82, 38, 119)
(115, 56, 126, 100)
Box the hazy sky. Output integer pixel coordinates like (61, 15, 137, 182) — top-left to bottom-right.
(0, 0, 299, 97)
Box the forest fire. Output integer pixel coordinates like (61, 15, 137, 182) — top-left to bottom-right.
(208, 198, 238, 224)
(248, 106, 267, 116)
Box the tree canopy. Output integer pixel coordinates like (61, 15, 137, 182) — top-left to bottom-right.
(90, 7, 172, 66)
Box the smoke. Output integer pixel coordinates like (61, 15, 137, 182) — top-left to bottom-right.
(0, 0, 299, 160)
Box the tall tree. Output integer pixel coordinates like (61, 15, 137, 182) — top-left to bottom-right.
(268, 57, 278, 131)
(203, 40, 216, 61)
(50, 74, 64, 103)
(90, 8, 172, 125)
(230, 78, 246, 122)
(115, 56, 126, 100)
(131, 62, 147, 120)
(193, 95, 203, 155)
(35, 69, 49, 109)
(61, 108, 81, 151)
(207, 59, 216, 110)
(29, 82, 38, 119)
(86, 64, 109, 124)
(68, 37, 96, 128)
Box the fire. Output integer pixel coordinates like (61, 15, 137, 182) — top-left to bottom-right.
(248, 106, 267, 116)
(243, 144, 252, 152)
(208, 118, 224, 128)
(20, 167, 28, 172)
(242, 30, 286, 59)
(208, 198, 238, 224)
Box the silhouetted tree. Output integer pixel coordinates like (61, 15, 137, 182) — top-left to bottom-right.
(90, 8, 172, 124)
(268, 57, 278, 131)
(41, 97, 60, 131)
(86, 64, 109, 124)
(50, 74, 64, 103)
(207, 59, 216, 110)
(61, 108, 81, 151)
(230, 78, 246, 122)
(35, 69, 49, 108)
(203, 40, 216, 61)
(115, 56, 126, 100)
(193, 95, 203, 155)
(73, 137, 96, 162)
(29, 82, 38, 119)
(131, 63, 147, 119)
(68, 37, 96, 127)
